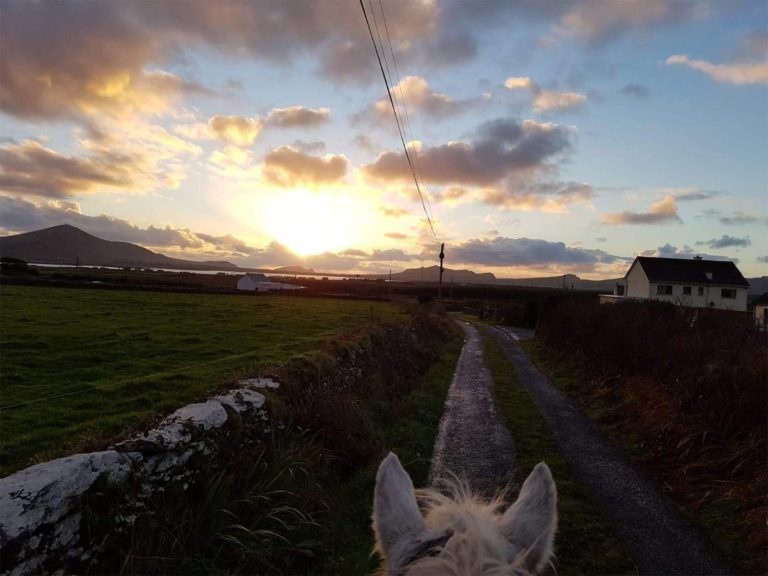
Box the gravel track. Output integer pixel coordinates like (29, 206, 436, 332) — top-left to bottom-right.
(490, 327, 736, 576)
(428, 321, 515, 496)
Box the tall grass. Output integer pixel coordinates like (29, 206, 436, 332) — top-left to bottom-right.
(534, 300, 766, 573)
(89, 425, 329, 576)
(537, 300, 765, 442)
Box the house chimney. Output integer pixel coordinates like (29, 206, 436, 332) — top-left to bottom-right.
(693, 255, 703, 260)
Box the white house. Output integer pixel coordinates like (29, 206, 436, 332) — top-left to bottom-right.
(236, 273, 301, 292)
(621, 256, 748, 312)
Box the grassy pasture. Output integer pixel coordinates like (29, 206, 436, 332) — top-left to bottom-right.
(0, 284, 407, 476)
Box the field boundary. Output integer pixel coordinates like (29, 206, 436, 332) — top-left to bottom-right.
(0, 312, 457, 575)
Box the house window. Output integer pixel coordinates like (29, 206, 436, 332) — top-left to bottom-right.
(697, 286, 704, 296)
(657, 285, 673, 296)
(721, 288, 736, 299)
(682, 286, 691, 295)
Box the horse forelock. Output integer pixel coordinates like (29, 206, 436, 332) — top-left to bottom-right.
(393, 486, 538, 576)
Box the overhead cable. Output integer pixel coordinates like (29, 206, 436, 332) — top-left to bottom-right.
(359, 0, 438, 240)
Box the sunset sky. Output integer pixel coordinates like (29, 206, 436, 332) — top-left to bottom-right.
(1, 0, 766, 278)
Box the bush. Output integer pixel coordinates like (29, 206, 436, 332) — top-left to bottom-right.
(537, 300, 766, 441)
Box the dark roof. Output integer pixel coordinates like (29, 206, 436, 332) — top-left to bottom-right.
(630, 257, 749, 287)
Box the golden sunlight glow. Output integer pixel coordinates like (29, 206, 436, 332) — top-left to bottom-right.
(263, 189, 371, 255)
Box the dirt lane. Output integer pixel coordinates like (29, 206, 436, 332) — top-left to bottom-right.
(429, 321, 515, 496)
(490, 327, 736, 576)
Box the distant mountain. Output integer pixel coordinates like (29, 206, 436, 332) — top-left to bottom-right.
(272, 266, 317, 274)
(381, 267, 621, 291)
(389, 265, 497, 284)
(497, 273, 621, 292)
(0, 225, 240, 271)
(747, 276, 768, 295)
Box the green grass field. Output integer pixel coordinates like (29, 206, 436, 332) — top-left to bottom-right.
(0, 284, 407, 476)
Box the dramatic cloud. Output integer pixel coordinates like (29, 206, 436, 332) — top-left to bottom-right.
(175, 107, 329, 147)
(363, 117, 589, 212)
(0, 129, 200, 198)
(262, 146, 347, 187)
(432, 187, 470, 205)
(696, 235, 751, 249)
(450, 236, 620, 267)
(363, 117, 573, 187)
(384, 232, 408, 240)
(0, 141, 137, 198)
(0, 1, 709, 123)
(209, 115, 262, 146)
(371, 76, 465, 122)
(263, 106, 331, 128)
(665, 55, 768, 85)
(602, 195, 682, 225)
(253, 240, 419, 272)
(504, 77, 586, 113)
(0, 1, 438, 121)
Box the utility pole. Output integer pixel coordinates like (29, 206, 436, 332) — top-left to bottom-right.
(438, 242, 445, 299)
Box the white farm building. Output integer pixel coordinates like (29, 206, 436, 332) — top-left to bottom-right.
(236, 273, 301, 292)
(618, 256, 749, 312)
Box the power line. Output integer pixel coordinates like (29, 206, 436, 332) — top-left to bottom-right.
(376, 0, 437, 227)
(359, 0, 438, 240)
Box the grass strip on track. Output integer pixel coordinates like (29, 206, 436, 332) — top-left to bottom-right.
(480, 329, 637, 576)
(321, 336, 464, 575)
(0, 284, 407, 476)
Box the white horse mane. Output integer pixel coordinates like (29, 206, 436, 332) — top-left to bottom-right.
(372, 453, 557, 576)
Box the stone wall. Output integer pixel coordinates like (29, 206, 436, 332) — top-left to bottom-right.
(0, 315, 454, 575)
(0, 383, 274, 576)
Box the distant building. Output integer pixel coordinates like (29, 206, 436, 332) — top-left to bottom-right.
(753, 292, 768, 329)
(614, 256, 749, 311)
(236, 273, 301, 292)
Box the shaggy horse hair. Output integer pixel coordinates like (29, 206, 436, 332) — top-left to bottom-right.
(373, 453, 557, 576)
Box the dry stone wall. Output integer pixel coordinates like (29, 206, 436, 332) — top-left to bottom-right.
(0, 383, 275, 576)
(0, 314, 453, 576)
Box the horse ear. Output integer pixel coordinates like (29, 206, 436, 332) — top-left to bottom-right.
(501, 462, 558, 573)
(373, 453, 426, 563)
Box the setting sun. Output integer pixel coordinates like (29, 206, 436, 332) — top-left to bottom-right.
(263, 189, 369, 256)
